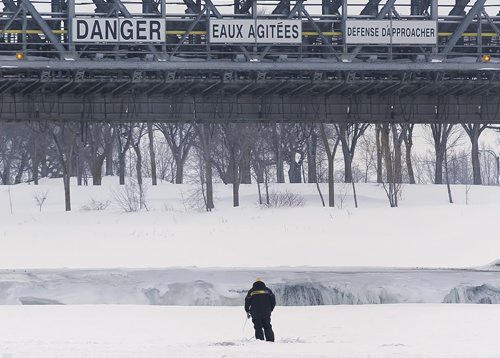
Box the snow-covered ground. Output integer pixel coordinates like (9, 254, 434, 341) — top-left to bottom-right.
(1, 304, 499, 357)
(1, 178, 500, 356)
(1, 178, 500, 269)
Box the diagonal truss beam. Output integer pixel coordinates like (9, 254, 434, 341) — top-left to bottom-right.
(2, 0, 44, 44)
(20, 0, 69, 59)
(302, 7, 340, 60)
(481, 10, 500, 36)
(170, 8, 207, 57)
(441, 0, 486, 56)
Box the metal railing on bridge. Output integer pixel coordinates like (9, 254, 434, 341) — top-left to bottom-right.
(0, 0, 499, 63)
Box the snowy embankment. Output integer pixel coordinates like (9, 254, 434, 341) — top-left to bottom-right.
(0, 304, 499, 357)
(1, 177, 500, 269)
(2, 266, 500, 305)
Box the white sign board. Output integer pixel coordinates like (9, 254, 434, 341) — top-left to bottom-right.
(345, 20, 437, 45)
(210, 19, 301, 44)
(72, 18, 165, 42)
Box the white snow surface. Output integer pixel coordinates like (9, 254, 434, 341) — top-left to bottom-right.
(1, 179, 500, 357)
(1, 177, 500, 269)
(0, 304, 499, 357)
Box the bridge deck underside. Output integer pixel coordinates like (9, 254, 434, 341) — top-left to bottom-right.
(1, 68, 500, 123)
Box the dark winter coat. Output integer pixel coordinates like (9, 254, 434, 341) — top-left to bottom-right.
(244, 281, 276, 316)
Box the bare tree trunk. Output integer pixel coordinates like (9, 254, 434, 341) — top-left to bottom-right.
(276, 155, 285, 183)
(351, 181, 358, 208)
(257, 179, 262, 205)
(403, 124, 416, 184)
(63, 174, 71, 211)
(445, 147, 453, 203)
(231, 152, 240, 207)
(91, 159, 104, 185)
(405, 146, 416, 184)
(375, 124, 383, 183)
(391, 124, 403, 183)
(381, 123, 397, 207)
(31, 135, 40, 185)
(240, 147, 252, 184)
(339, 129, 353, 183)
(115, 124, 132, 186)
(174, 156, 185, 184)
(105, 126, 114, 176)
(147, 122, 157, 186)
(307, 130, 318, 183)
(431, 123, 454, 185)
(471, 136, 481, 185)
(287, 154, 303, 183)
(273, 123, 285, 183)
(32, 155, 39, 185)
(198, 123, 214, 211)
(133, 145, 143, 186)
(50, 123, 77, 211)
(320, 124, 339, 208)
(435, 149, 445, 184)
(264, 167, 270, 206)
(316, 178, 325, 207)
(462, 123, 487, 185)
(327, 154, 335, 207)
(14, 152, 29, 184)
(205, 154, 214, 210)
(40, 156, 48, 178)
(105, 144, 114, 176)
(119, 153, 126, 185)
(76, 147, 84, 186)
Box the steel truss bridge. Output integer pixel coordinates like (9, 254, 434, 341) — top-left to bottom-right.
(0, 0, 500, 123)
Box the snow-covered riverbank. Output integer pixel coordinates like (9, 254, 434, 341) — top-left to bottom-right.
(2, 266, 500, 305)
(1, 179, 500, 269)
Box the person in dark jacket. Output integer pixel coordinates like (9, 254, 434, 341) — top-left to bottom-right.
(244, 279, 276, 342)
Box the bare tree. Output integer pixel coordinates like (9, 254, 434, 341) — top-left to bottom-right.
(220, 123, 255, 207)
(402, 124, 416, 184)
(86, 123, 115, 185)
(147, 122, 158, 186)
(462, 123, 489, 185)
(306, 124, 319, 183)
(33, 190, 49, 212)
(194, 123, 215, 211)
(157, 123, 194, 184)
(130, 123, 146, 186)
(430, 123, 454, 184)
(390, 124, 405, 184)
(0, 123, 29, 185)
(358, 132, 377, 183)
(380, 123, 403, 207)
(48, 122, 79, 211)
(320, 123, 340, 207)
(250, 124, 274, 205)
(375, 124, 383, 183)
(115, 123, 132, 185)
(271, 123, 308, 183)
(335, 122, 370, 183)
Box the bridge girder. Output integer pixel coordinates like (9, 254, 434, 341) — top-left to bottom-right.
(0, 92, 497, 123)
(0, 65, 499, 123)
